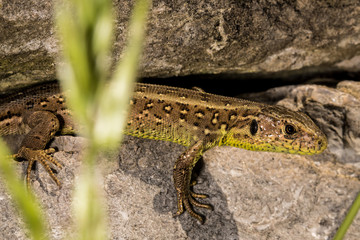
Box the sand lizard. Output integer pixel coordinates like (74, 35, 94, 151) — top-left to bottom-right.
(0, 81, 327, 223)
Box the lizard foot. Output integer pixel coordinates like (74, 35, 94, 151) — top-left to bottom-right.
(173, 187, 213, 224)
(15, 147, 62, 188)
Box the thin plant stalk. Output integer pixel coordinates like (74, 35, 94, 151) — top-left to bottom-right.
(56, 0, 150, 239)
(333, 192, 360, 240)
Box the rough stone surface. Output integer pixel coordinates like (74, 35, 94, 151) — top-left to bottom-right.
(1, 0, 360, 91)
(1, 82, 360, 239)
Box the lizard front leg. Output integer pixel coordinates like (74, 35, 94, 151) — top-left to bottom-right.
(173, 140, 213, 223)
(14, 111, 62, 188)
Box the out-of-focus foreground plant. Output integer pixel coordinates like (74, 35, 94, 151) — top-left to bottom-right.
(333, 192, 360, 240)
(56, 0, 150, 239)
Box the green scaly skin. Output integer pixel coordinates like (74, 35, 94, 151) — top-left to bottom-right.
(0, 82, 327, 223)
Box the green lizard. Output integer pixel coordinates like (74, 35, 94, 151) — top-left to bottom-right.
(0, 81, 327, 223)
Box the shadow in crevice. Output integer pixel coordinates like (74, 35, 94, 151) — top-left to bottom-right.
(141, 66, 358, 96)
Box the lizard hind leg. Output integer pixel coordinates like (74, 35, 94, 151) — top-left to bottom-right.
(18, 110, 62, 188)
(173, 140, 212, 223)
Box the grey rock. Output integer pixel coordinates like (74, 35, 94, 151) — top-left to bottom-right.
(1, 0, 360, 91)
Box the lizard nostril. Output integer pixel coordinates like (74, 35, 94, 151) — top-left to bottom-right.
(317, 139, 326, 151)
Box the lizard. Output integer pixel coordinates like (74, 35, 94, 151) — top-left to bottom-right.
(0, 81, 327, 223)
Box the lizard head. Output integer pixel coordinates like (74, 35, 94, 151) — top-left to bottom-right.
(222, 105, 327, 155)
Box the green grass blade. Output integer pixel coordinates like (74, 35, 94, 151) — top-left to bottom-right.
(72, 145, 106, 240)
(56, 0, 113, 132)
(94, 0, 151, 147)
(56, 0, 151, 239)
(333, 192, 360, 240)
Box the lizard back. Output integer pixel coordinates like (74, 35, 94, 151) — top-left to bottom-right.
(125, 83, 264, 147)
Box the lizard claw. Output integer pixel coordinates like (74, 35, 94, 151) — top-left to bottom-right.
(16, 147, 62, 188)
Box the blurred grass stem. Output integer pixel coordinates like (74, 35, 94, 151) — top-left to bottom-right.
(56, 0, 150, 239)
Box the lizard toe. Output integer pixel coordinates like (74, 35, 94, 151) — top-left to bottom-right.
(17, 147, 62, 188)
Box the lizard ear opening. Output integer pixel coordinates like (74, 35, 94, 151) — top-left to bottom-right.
(250, 119, 258, 135)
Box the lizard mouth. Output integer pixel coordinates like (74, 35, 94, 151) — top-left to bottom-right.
(297, 133, 328, 155)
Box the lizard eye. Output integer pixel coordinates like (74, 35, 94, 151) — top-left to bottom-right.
(285, 124, 296, 135)
(250, 119, 258, 135)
